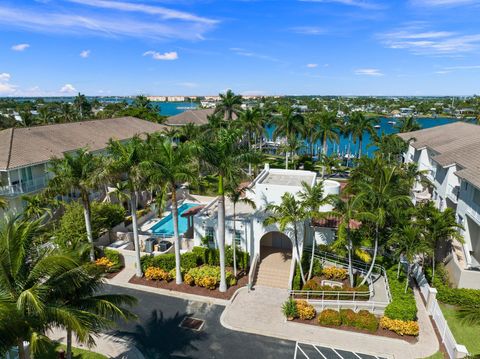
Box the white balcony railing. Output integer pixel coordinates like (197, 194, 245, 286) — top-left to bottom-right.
(0, 176, 49, 197)
(446, 184, 460, 203)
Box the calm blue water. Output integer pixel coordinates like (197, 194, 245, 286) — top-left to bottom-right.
(150, 203, 199, 236)
(265, 117, 457, 157)
(152, 102, 198, 116)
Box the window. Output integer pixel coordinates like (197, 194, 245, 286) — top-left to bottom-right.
(473, 188, 480, 207)
(234, 230, 242, 247)
(205, 227, 215, 247)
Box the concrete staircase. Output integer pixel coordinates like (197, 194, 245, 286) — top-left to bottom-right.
(254, 247, 292, 289)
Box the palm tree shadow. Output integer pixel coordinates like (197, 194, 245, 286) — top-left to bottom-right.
(115, 310, 207, 359)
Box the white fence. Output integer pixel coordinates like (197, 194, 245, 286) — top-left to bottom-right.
(412, 264, 469, 359)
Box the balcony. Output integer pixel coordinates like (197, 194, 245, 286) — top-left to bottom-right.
(0, 176, 49, 197)
(446, 184, 460, 203)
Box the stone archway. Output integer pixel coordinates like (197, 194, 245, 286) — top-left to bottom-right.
(256, 231, 293, 288)
(259, 231, 292, 251)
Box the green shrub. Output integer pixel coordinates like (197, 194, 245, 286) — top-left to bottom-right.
(384, 267, 417, 321)
(312, 258, 323, 277)
(185, 265, 236, 290)
(354, 310, 378, 332)
(181, 252, 199, 271)
(55, 201, 126, 248)
(282, 299, 298, 319)
(303, 279, 320, 291)
(339, 309, 357, 327)
(318, 309, 342, 326)
(140, 253, 176, 272)
(103, 248, 122, 271)
(192, 246, 208, 265)
(296, 300, 316, 320)
(293, 270, 302, 290)
(427, 264, 480, 308)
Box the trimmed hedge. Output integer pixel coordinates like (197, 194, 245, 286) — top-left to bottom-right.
(191, 246, 249, 270)
(318, 309, 378, 333)
(384, 267, 417, 321)
(428, 264, 480, 308)
(380, 316, 419, 336)
(103, 248, 123, 272)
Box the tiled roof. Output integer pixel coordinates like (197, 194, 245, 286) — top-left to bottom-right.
(165, 109, 214, 126)
(0, 117, 165, 170)
(397, 122, 480, 188)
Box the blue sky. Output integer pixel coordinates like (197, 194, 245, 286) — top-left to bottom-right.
(0, 0, 479, 96)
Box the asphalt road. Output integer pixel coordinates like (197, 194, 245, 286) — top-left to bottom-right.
(104, 285, 391, 359)
(104, 284, 295, 359)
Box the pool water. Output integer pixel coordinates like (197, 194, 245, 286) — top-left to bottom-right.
(150, 203, 199, 237)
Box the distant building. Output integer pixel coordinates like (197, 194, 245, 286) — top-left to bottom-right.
(398, 122, 480, 289)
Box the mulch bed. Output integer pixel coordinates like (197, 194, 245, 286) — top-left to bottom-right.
(292, 318, 418, 344)
(104, 268, 123, 279)
(129, 271, 248, 300)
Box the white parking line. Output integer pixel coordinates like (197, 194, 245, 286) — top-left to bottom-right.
(297, 344, 310, 359)
(331, 348, 344, 359)
(312, 345, 327, 359)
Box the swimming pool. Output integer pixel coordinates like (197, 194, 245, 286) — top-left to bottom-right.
(150, 203, 199, 237)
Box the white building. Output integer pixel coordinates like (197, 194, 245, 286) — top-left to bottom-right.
(0, 117, 165, 215)
(193, 165, 340, 288)
(398, 122, 480, 289)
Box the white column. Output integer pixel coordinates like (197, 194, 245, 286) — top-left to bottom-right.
(426, 287, 438, 315)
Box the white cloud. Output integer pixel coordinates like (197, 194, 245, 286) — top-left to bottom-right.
(230, 48, 279, 62)
(0, 72, 17, 94)
(306, 63, 318, 68)
(0, 73, 11, 82)
(60, 83, 77, 93)
(299, 0, 384, 10)
(80, 49, 90, 58)
(411, 0, 476, 7)
(11, 43, 30, 51)
(380, 24, 480, 55)
(143, 50, 178, 60)
(355, 68, 384, 76)
(0, 3, 217, 41)
(66, 0, 217, 25)
(290, 26, 325, 35)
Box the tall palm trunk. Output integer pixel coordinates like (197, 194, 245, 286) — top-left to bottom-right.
(360, 223, 379, 286)
(347, 228, 354, 287)
(17, 339, 26, 359)
(130, 190, 143, 277)
(233, 204, 237, 277)
(171, 188, 183, 284)
(321, 134, 328, 178)
(217, 175, 227, 292)
(307, 225, 316, 281)
(358, 136, 363, 158)
(66, 327, 73, 359)
(294, 224, 306, 285)
(81, 195, 95, 262)
(405, 263, 411, 293)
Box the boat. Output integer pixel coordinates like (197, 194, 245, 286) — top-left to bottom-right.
(374, 125, 381, 129)
(387, 120, 396, 125)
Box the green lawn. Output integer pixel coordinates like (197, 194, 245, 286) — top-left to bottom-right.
(440, 303, 480, 355)
(36, 342, 107, 359)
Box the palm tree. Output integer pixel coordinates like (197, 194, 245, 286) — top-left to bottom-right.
(458, 306, 480, 325)
(73, 93, 92, 119)
(272, 107, 304, 169)
(297, 181, 333, 281)
(107, 136, 148, 277)
(0, 195, 7, 210)
(143, 136, 196, 284)
(237, 108, 262, 174)
(133, 95, 152, 109)
(0, 216, 90, 359)
(317, 153, 342, 178)
(61, 265, 137, 359)
(396, 116, 421, 133)
(388, 224, 430, 292)
(264, 193, 307, 286)
(199, 128, 253, 292)
(214, 90, 243, 120)
(346, 112, 376, 158)
(21, 193, 57, 219)
(48, 148, 103, 262)
(226, 184, 256, 276)
(37, 106, 52, 125)
(357, 165, 412, 286)
(417, 203, 463, 281)
(303, 113, 318, 159)
(60, 103, 76, 123)
(315, 111, 341, 157)
(331, 194, 372, 287)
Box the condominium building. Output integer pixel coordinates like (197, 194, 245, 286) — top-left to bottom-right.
(398, 122, 480, 289)
(0, 117, 164, 215)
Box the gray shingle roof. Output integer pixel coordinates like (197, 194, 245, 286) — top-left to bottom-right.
(165, 109, 214, 126)
(397, 122, 480, 188)
(0, 117, 165, 170)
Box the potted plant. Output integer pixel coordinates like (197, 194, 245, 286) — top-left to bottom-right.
(282, 299, 298, 321)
